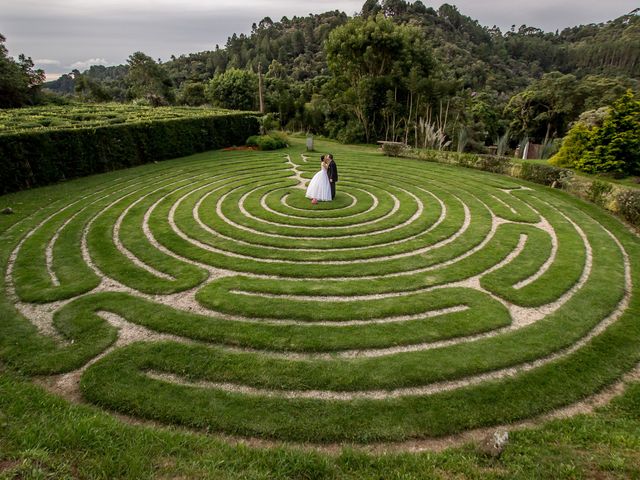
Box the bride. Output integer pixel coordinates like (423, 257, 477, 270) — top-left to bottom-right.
(305, 155, 332, 203)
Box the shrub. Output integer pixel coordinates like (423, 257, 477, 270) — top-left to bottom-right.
(588, 180, 613, 205)
(577, 91, 640, 176)
(475, 155, 511, 174)
(177, 82, 208, 107)
(381, 142, 407, 157)
(550, 122, 593, 168)
(615, 189, 640, 226)
(246, 133, 287, 151)
(554, 91, 640, 176)
(519, 162, 573, 187)
(0, 112, 259, 194)
(269, 131, 289, 145)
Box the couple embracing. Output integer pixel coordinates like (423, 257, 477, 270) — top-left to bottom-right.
(305, 154, 338, 204)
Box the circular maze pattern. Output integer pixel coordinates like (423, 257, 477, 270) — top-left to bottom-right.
(2, 145, 639, 445)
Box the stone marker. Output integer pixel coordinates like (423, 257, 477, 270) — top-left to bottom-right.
(478, 429, 509, 458)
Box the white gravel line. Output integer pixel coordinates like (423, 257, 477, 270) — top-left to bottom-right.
(286, 155, 307, 189)
(513, 215, 558, 289)
(44, 177, 150, 286)
(237, 185, 403, 230)
(281, 190, 360, 212)
(490, 193, 518, 216)
(143, 184, 230, 280)
(264, 191, 360, 220)
(113, 186, 183, 281)
(148, 240, 629, 400)
(201, 184, 444, 253)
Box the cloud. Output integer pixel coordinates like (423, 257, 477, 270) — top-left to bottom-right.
(34, 58, 61, 65)
(2, 0, 637, 77)
(45, 73, 63, 81)
(69, 58, 110, 71)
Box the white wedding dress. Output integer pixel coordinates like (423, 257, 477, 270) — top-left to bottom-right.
(305, 164, 332, 201)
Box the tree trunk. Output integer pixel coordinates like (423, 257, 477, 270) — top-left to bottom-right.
(258, 62, 265, 114)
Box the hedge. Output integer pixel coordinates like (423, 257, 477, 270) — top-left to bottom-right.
(0, 113, 259, 194)
(405, 148, 640, 230)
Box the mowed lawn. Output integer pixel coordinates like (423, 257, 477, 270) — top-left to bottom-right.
(1, 137, 639, 479)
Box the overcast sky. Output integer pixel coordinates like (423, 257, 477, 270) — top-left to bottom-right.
(2, 0, 637, 80)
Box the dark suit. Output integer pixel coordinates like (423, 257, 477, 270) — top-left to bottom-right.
(327, 159, 338, 199)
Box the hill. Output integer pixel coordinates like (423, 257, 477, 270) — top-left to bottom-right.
(41, 2, 640, 148)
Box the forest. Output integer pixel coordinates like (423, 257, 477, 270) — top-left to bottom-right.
(3, 1, 639, 156)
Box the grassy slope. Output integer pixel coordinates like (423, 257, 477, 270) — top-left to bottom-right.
(0, 369, 639, 479)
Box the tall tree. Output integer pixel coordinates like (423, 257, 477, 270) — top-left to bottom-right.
(206, 68, 258, 110)
(325, 13, 435, 142)
(0, 33, 45, 107)
(126, 52, 174, 105)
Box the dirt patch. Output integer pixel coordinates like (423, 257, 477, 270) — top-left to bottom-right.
(222, 146, 257, 151)
(0, 460, 21, 472)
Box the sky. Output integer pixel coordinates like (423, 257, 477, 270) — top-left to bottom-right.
(1, 0, 637, 80)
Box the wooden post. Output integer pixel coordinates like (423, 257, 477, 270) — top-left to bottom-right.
(258, 62, 265, 114)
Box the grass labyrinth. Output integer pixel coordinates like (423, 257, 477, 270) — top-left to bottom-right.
(1, 138, 639, 445)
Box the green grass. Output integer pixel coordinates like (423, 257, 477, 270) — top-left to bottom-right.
(1, 369, 639, 479)
(0, 137, 639, 475)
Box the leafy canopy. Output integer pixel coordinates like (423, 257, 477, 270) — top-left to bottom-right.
(0, 33, 45, 108)
(206, 68, 258, 111)
(551, 90, 640, 176)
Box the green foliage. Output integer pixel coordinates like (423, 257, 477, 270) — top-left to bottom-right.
(380, 141, 407, 157)
(588, 180, 613, 205)
(577, 91, 640, 176)
(246, 133, 287, 150)
(126, 52, 174, 105)
(74, 70, 113, 102)
(0, 110, 259, 194)
(519, 162, 573, 186)
(505, 73, 638, 143)
(207, 68, 258, 111)
(38, 5, 640, 149)
(550, 122, 594, 168)
(176, 82, 207, 106)
(0, 33, 45, 108)
(0, 104, 235, 134)
(325, 14, 435, 144)
(554, 91, 640, 176)
(616, 189, 640, 226)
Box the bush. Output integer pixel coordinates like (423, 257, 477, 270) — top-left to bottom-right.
(577, 91, 640, 176)
(616, 189, 640, 226)
(553, 91, 640, 176)
(550, 122, 593, 168)
(0, 113, 259, 194)
(588, 180, 613, 205)
(520, 162, 573, 187)
(246, 133, 287, 150)
(474, 155, 511, 174)
(381, 142, 407, 157)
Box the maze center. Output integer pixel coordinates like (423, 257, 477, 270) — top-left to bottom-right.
(2, 143, 639, 445)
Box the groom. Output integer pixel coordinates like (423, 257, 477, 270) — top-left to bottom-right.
(327, 154, 338, 200)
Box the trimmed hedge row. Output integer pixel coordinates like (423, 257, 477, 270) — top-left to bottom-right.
(0, 113, 259, 194)
(406, 148, 640, 230)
